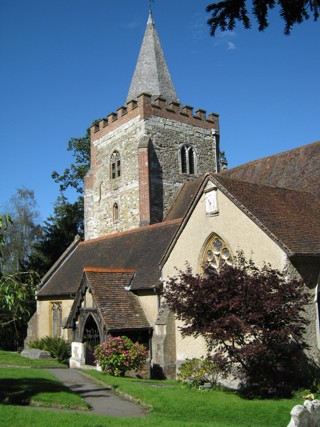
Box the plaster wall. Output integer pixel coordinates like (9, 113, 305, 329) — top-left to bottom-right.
(175, 321, 207, 366)
(163, 183, 286, 277)
(137, 293, 159, 325)
(162, 182, 287, 363)
(36, 298, 74, 339)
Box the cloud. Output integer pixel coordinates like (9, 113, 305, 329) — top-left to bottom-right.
(121, 20, 140, 30)
(227, 41, 236, 50)
(190, 13, 206, 43)
(214, 30, 237, 50)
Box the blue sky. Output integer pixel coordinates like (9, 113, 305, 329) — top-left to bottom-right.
(1, 0, 319, 222)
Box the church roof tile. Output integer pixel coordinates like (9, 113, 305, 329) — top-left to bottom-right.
(220, 140, 320, 197)
(37, 219, 181, 297)
(84, 269, 150, 330)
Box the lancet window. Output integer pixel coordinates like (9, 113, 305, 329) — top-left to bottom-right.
(110, 151, 121, 179)
(113, 203, 119, 222)
(51, 302, 62, 337)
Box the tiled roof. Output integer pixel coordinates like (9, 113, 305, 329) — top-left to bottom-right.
(164, 177, 205, 221)
(221, 141, 320, 196)
(37, 219, 181, 297)
(214, 175, 320, 255)
(84, 268, 150, 330)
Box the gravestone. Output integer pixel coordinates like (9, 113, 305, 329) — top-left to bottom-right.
(21, 348, 51, 360)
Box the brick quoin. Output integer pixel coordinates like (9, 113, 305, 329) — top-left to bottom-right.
(138, 144, 151, 226)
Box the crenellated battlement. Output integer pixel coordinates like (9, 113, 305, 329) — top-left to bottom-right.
(90, 93, 219, 142)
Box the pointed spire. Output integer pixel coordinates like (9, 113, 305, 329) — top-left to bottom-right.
(126, 11, 179, 104)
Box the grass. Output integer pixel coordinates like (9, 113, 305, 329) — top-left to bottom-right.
(84, 370, 299, 427)
(0, 350, 65, 368)
(0, 367, 88, 410)
(0, 350, 300, 426)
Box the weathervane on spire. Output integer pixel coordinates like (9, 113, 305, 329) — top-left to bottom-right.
(149, 0, 155, 14)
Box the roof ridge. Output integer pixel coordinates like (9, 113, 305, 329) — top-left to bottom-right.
(221, 140, 320, 174)
(80, 218, 182, 245)
(39, 235, 81, 286)
(84, 267, 136, 273)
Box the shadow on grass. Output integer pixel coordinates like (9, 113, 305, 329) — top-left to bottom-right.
(0, 377, 75, 406)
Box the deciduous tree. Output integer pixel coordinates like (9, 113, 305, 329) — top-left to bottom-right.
(162, 254, 310, 396)
(1, 188, 41, 274)
(51, 120, 100, 194)
(0, 214, 39, 349)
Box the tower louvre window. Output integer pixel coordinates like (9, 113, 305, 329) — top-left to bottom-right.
(180, 145, 196, 174)
(110, 151, 121, 179)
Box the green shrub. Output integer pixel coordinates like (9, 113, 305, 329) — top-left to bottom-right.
(94, 336, 148, 377)
(28, 336, 71, 364)
(177, 357, 220, 389)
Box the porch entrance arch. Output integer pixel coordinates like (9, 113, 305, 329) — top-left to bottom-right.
(82, 314, 100, 365)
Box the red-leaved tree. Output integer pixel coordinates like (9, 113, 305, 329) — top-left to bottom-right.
(162, 254, 311, 397)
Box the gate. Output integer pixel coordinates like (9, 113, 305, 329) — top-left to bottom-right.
(83, 315, 100, 365)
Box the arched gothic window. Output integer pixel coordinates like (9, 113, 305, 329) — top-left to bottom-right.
(201, 233, 233, 273)
(113, 203, 119, 222)
(51, 302, 62, 337)
(110, 151, 121, 179)
(180, 145, 196, 174)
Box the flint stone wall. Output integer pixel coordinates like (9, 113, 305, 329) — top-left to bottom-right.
(85, 115, 217, 240)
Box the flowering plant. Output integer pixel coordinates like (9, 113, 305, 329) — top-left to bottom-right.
(94, 336, 148, 377)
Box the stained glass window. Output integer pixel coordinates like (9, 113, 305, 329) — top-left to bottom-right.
(202, 234, 233, 273)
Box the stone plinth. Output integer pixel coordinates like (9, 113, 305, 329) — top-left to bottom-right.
(69, 342, 85, 368)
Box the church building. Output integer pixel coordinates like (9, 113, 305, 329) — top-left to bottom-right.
(26, 12, 320, 378)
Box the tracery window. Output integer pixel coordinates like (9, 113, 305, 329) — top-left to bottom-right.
(51, 302, 62, 337)
(201, 233, 233, 273)
(180, 144, 196, 174)
(110, 151, 121, 179)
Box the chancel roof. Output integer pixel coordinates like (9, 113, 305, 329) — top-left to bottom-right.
(37, 219, 181, 298)
(126, 11, 179, 103)
(213, 175, 320, 256)
(221, 140, 320, 197)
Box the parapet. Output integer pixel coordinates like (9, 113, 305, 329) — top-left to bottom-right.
(90, 93, 219, 142)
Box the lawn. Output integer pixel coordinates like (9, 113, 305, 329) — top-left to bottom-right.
(0, 350, 298, 426)
(0, 350, 65, 368)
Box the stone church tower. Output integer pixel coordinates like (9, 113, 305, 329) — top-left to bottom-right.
(84, 11, 221, 240)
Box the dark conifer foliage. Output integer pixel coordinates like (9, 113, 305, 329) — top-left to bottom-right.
(207, 1, 320, 36)
(24, 195, 84, 278)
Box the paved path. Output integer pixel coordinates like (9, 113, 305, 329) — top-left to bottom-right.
(46, 368, 147, 418)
